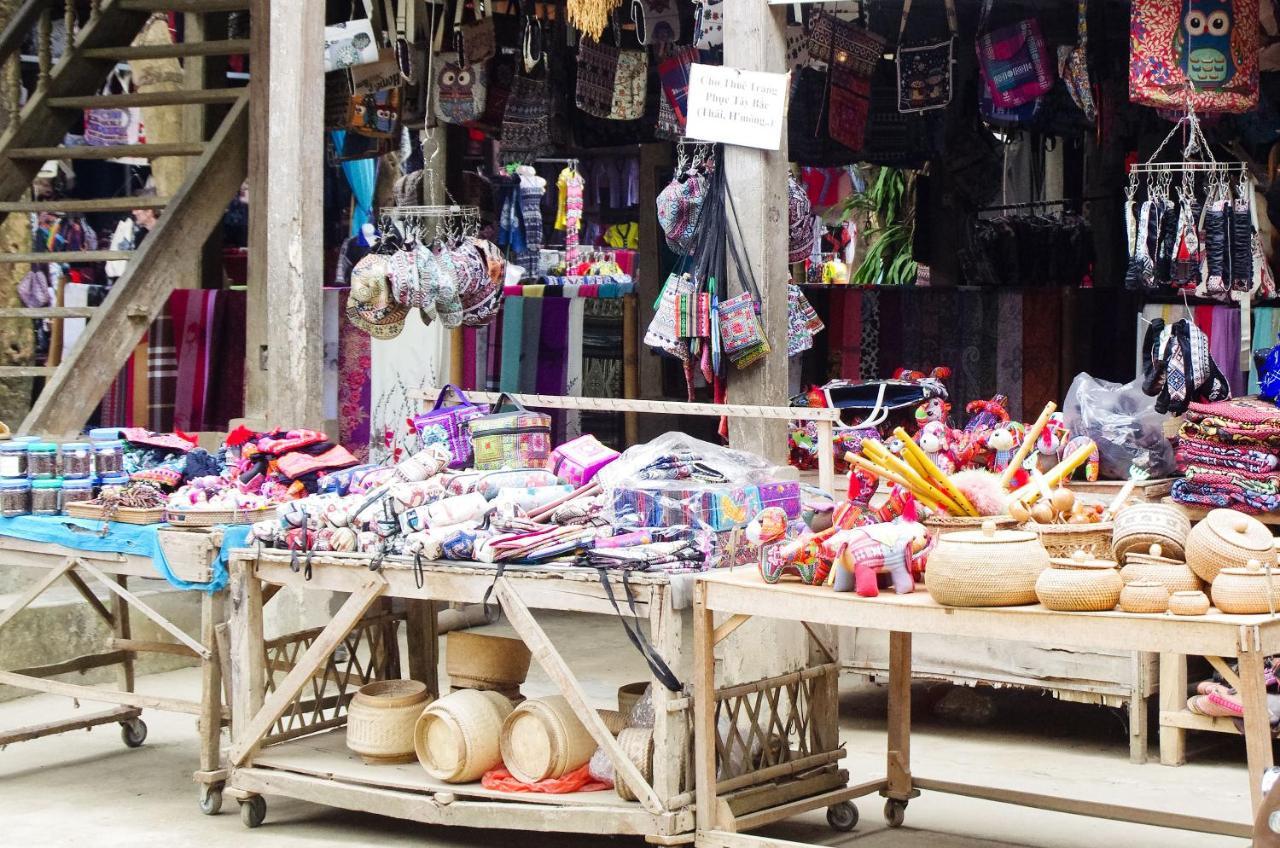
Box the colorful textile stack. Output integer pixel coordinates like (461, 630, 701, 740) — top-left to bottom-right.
(1173, 397, 1280, 514)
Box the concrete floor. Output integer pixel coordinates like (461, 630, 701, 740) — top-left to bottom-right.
(0, 611, 1258, 848)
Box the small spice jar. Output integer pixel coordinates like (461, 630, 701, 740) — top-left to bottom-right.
(0, 478, 30, 517)
(95, 471, 130, 495)
(60, 478, 93, 512)
(88, 427, 121, 443)
(59, 442, 92, 479)
(26, 443, 56, 479)
(93, 440, 125, 475)
(0, 442, 28, 478)
(30, 478, 62, 515)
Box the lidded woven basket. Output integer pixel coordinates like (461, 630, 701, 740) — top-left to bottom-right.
(415, 689, 514, 783)
(925, 520, 1049, 607)
(1120, 543, 1203, 595)
(1211, 559, 1280, 615)
(500, 695, 597, 784)
(1027, 520, 1115, 559)
(446, 631, 532, 694)
(1185, 509, 1276, 584)
(1119, 579, 1170, 614)
(346, 679, 431, 765)
(1111, 502, 1191, 563)
(1035, 551, 1122, 612)
(1168, 590, 1211, 616)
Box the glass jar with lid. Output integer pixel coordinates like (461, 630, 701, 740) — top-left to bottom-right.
(0, 443, 28, 478)
(0, 478, 30, 517)
(27, 443, 57, 479)
(93, 440, 125, 475)
(59, 442, 92, 479)
(31, 478, 62, 515)
(95, 471, 130, 495)
(60, 478, 93, 512)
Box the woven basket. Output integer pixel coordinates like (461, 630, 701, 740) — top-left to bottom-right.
(164, 505, 277, 527)
(500, 695, 597, 784)
(925, 521, 1050, 607)
(1211, 560, 1280, 615)
(446, 632, 532, 693)
(1111, 502, 1190, 564)
(64, 501, 166, 525)
(346, 679, 431, 765)
(598, 708, 627, 736)
(615, 727, 654, 802)
(1168, 590, 1211, 616)
(924, 513, 1016, 542)
(1034, 552, 1123, 612)
(1185, 509, 1277, 584)
(1119, 579, 1170, 614)
(1119, 544, 1203, 595)
(415, 689, 514, 783)
(1027, 521, 1114, 558)
(617, 682, 647, 719)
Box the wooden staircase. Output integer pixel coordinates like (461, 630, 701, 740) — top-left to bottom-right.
(0, 0, 250, 435)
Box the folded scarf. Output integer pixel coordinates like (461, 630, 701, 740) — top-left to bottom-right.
(1176, 445, 1279, 476)
(1176, 433, 1280, 472)
(1173, 478, 1280, 514)
(1186, 396, 1280, 426)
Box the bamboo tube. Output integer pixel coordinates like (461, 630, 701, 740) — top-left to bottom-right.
(999, 401, 1057, 490)
(860, 442, 963, 515)
(845, 452, 947, 513)
(893, 427, 978, 517)
(1008, 439, 1098, 504)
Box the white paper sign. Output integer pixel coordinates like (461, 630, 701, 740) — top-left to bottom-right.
(685, 63, 789, 151)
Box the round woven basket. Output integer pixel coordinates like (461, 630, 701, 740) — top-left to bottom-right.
(1211, 560, 1280, 615)
(617, 682, 647, 719)
(1034, 552, 1123, 612)
(346, 679, 431, 765)
(1168, 590, 1211, 616)
(446, 631, 532, 693)
(1027, 521, 1114, 559)
(923, 513, 1016, 542)
(1119, 544, 1203, 595)
(1185, 509, 1276, 584)
(1119, 579, 1170, 614)
(500, 695, 597, 784)
(1111, 503, 1191, 564)
(415, 689, 514, 783)
(615, 727, 654, 802)
(598, 708, 627, 736)
(925, 521, 1050, 607)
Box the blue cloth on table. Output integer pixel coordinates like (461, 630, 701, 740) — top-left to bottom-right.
(0, 515, 250, 593)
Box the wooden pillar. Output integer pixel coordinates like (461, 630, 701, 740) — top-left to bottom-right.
(245, 0, 324, 427)
(722, 3, 790, 464)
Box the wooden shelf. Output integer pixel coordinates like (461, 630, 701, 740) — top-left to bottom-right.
(1160, 709, 1242, 735)
(1161, 498, 1280, 527)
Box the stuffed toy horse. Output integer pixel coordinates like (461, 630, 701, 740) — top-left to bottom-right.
(986, 421, 1026, 475)
(1062, 435, 1100, 482)
(916, 421, 958, 475)
(824, 522, 932, 597)
(1035, 413, 1070, 474)
(914, 396, 952, 429)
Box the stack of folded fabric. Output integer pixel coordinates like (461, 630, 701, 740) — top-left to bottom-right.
(1173, 397, 1280, 514)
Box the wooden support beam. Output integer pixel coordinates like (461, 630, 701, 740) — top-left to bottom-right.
(20, 96, 249, 434)
(77, 560, 211, 659)
(228, 578, 386, 767)
(712, 613, 751, 646)
(119, 0, 249, 10)
(81, 38, 251, 60)
(12, 649, 134, 678)
(6, 142, 203, 159)
(0, 670, 204, 714)
(0, 366, 54, 377)
(47, 88, 242, 109)
(0, 198, 167, 213)
(245, 0, 324, 426)
(494, 577, 666, 814)
(0, 306, 96, 318)
(110, 638, 199, 658)
(0, 557, 75, 632)
(65, 569, 114, 626)
(721, 2, 790, 463)
(1159, 653, 1189, 766)
(0, 250, 130, 263)
(0, 707, 141, 746)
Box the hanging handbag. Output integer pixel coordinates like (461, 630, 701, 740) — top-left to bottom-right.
(1058, 0, 1095, 122)
(977, 18, 1055, 109)
(468, 393, 553, 470)
(413, 384, 491, 468)
(84, 69, 140, 148)
(658, 45, 699, 127)
(433, 52, 488, 126)
(693, 0, 723, 50)
(500, 72, 553, 161)
(788, 67, 858, 167)
(645, 271, 698, 361)
(810, 10, 885, 76)
(550, 434, 620, 486)
(459, 0, 497, 65)
(1130, 0, 1260, 113)
(896, 0, 956, 113)
(862, 58, 942, 168)
(656, 152, 713, 255)
(576, 37, 648, 121)
(631, 0, 681, 45)
(719, 183, 772, 370)
(325, 17, 380, 72)
(348, 85, 402, 138)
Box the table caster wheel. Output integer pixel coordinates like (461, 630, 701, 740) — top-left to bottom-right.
(826, 801, 859, 832)
(884, 798, 907, 828)
(240, 796, 267, 829)
(198, 782, 224, 816)
(120, 718, 147, 748)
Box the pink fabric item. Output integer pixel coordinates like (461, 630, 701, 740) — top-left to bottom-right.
(171, 290, 219, 431)
(1187, 396, 1280, 425)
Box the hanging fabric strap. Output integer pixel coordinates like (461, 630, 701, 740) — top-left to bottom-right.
(596, 567, 683, 692)
(899, 0, 956, 41)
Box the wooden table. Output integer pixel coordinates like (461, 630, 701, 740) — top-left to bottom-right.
(0, 528, 229, 813)
(693, 568, 1274, 844)
(224, 549, 851, 840)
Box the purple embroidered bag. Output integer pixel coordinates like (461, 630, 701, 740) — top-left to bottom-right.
(412, 384, 490, 468)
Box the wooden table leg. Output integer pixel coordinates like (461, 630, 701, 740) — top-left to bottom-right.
(405, 599, 439, 697)
(1129, 652, 1150, 764)
(228, 556, 265, 746)
(693, 581, 719, 832)
(1159, 652, 1188, 766)
(198, 591, 227, 775)
(886, 631, 912, 801)
(1238, 644, 1273, 815)
(112, 574, 135, 693)
(649, 585, 687, 810)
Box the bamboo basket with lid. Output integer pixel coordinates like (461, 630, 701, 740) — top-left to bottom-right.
(1211, 559, 1280, 615)
(500, 695, 597, 784)
(925, 520, 1050, 607)
(415, 689, 514, 783)
(1111, 502, 1191, 563)
(446, 631, 532, 694)
(1168, 590, 1211, 616)
(923, 513, 1016, 541)
(346, 679, 431, 765)
(1119, 579, 1170, 613)
(1185, 509, 1276, 583)
(614, 727, 654, 802)
(1120, 543, 1203, 595)
(1034, 551, 1123, 612)
(1026, 520, 1115, 559)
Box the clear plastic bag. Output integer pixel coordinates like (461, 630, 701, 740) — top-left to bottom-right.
(1063, 372, 1177, 479)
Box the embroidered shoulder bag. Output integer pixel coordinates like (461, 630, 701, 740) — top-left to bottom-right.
(896, 0, 956, 114)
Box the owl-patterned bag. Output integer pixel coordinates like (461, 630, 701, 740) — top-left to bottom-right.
(1130, 0, 1259, 113)
(433, 53, 487, 126)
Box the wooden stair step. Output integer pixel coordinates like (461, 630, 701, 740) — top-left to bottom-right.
(117, 0, 250, 11)
(48, 88, 244, 109)
(0, 307, 96, 319)
(7, 143, 204, 160)
(0, 197, 169, 214)
(0, 251, 131, 264)
(0, 367, 56, 377)
(80, 38, 251, 60)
